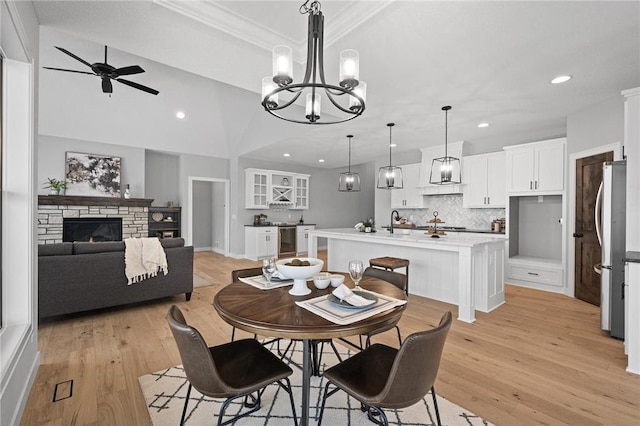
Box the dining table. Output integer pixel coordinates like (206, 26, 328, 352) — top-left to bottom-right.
(213, 274, 408, 426)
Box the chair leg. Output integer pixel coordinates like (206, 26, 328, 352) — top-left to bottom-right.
(329, 340, 343, 362)
(431, 385, 441, 426)
(318, 381, 339, 425)
(180, 383, 192, 426)
(217, 391, 263, 426)
(394, 325, 402, 347)
(277, 378, 298, 426)
(366, 405, 388, 426)
(230, 327, 235, 342)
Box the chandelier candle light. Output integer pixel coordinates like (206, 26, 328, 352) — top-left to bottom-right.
(338, 135, 361, 192)
(377, 123, 403, 190)
(430, 105, 461, 184)
(261, 0, 366, 124)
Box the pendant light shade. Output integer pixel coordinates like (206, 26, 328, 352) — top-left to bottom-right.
(430, 106, 461, 184)
(339, 135, 361, 192)
(377, 123, 403, 190)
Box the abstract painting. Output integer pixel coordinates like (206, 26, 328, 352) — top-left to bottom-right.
(65, 152, 121, 197)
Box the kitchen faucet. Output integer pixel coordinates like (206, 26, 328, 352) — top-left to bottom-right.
(390, 210, 400, 234)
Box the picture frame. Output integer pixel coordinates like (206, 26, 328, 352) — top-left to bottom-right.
(65, 152, 121, 197)
(162, 231, 174, 238)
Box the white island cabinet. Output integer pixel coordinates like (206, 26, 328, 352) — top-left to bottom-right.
(307, 228, 506, 323)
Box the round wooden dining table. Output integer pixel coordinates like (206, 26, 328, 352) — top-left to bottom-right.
(213, 275, 407, 426)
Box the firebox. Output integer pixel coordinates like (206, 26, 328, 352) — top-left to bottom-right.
(63, 217, 123, 242)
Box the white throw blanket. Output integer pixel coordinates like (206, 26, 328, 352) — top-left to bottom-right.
(125, 237, 168, 285)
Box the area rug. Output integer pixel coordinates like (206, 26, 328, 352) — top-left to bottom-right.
(139, 339, 493, 425)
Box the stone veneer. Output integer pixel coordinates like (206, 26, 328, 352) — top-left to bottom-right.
(37, 196, 154, 244)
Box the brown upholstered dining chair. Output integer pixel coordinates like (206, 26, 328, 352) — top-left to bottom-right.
(166, 305, 298, 426)
(361, 266, 407, 347)
(229, 267, 264, 341)
(318, 311, 452, 426)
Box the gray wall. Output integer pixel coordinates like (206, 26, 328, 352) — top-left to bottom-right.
(145, 150, 179, 206)
(230, 157, 376, 256)
(192, 180, 213, 249)
(212, 181, 226, 251)
(567, 95, 624, 155)
(516, 195, 563, 260)
(37, 135, 146, 197)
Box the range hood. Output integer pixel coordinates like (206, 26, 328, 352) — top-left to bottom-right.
(418, 140, 465, 195)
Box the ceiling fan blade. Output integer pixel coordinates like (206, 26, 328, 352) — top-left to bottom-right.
(102, 78, 113, 93)
(116, 78, 159, 95)
(112, 65, 145, 77)
(54, 46, 92, 68)
(43, 66, 95, 75)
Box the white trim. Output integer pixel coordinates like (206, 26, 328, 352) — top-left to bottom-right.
(187, 177, 230, 257)
(567, 142, 622, 297)
(193, 247, 213, 253)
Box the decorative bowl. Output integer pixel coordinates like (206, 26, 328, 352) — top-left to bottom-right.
(313, 272, 331, 289)
(276, 257, 324, 296)
(329, 274, 345, 287)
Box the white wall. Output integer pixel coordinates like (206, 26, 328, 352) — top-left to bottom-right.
(0, 1, 41, 424)
(192, 180, 213, 249)
(37, 135, 146, 196)
(212, 181, 226, 251)
(145, 150, 179, 206)
(567, 96, 624, 155)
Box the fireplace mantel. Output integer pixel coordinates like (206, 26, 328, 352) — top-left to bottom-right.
(38, 195, 154, 207)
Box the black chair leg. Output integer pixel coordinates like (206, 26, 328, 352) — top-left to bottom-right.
(278, 378, 298, 426)
(366, 405, 388, 426)
(395, 326, 402, 347)
(230, 327, 236, 342)
(180, 383, 192, 426)
(431, 385, 441, 426)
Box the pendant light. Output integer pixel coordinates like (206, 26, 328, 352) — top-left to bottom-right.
(377, 123, 403, 190)
(338, 135, 361, 192)
(430, 105, 461, 184)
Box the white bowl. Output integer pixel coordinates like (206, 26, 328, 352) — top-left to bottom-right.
(313, 272, 331, 289)
(329, 274, 345, 287)
(276, 257, 324, 296)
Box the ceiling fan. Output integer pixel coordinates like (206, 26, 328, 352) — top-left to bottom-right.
(43, 45, 159, 96)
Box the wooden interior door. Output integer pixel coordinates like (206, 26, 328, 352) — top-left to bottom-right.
(575, 151, 613, 305)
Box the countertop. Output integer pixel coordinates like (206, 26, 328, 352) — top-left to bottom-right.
(245, 223, 316, 227)
(624, 251, 640, 263)
(382, 225, 505, 235)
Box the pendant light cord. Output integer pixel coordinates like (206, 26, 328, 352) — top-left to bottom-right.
(348, 135, 352, 173)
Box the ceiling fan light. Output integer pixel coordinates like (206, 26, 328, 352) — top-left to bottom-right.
(339, 49, 359, 88)
(272, 45, 293, 85)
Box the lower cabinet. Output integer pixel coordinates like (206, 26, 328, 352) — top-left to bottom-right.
(245, 226, 277, 260)
(296, 225, 316, 255)
(506, 257, 564, 292)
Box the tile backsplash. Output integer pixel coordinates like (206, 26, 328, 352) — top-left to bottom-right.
(395, 194, 505, 230)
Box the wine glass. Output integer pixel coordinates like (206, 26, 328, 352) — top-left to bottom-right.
(348, 260, 364, 291)
(262, 258, 277, 285)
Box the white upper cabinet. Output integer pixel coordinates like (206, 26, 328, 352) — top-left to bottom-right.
(245, 168, 310, 209)
(462, 151, 506, 208)
(504, 138, 565, 194)
(418, 141, 465, 195)
(391, 163, 424, 208)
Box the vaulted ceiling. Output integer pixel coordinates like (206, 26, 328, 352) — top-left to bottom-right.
(34, 1, 640, 168)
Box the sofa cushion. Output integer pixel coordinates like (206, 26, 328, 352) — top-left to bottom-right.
(160, 237, 185, 249)
(38, 243, 73, 256)
(73, 241, 126, 255)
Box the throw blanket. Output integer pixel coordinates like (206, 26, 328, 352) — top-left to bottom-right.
(125, 238, 168, 285)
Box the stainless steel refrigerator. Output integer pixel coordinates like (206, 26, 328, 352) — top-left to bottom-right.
(596, 160, 626, 339)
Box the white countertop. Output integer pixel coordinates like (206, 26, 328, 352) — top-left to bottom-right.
(309, 228, 505, 249)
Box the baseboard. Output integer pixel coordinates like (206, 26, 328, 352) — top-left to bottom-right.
(227, 252, 245, 259)
(194, 247, 213, 252)
(211, 247, 226, 255)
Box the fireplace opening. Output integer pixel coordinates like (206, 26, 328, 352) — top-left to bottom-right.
(63, 217, 123, 242)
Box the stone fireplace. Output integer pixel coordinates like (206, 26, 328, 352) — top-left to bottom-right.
(38, 195, 153, 244)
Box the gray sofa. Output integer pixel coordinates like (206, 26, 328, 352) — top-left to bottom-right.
(38, 238, 193, 319)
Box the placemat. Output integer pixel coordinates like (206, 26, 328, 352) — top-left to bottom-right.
(238, 275, 293, 290)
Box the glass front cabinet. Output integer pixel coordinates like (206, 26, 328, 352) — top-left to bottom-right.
(245, 168, 310, 210)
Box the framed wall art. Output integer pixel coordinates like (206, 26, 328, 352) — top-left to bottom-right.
(65, 152, 121, 197)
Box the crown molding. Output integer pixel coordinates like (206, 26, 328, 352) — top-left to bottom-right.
(154, 0, 393, 63)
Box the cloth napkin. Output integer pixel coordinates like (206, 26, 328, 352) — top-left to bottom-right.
(332, 284, 376, 307)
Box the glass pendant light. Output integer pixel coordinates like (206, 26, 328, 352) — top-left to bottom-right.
(430, 106, 461, 184)
(338, 135, 361, 192)
(377, 123, 403, 190)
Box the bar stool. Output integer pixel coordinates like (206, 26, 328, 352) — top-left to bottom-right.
(369, 256, 410, 295)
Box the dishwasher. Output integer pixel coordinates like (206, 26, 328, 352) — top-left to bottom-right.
(278, 225, 297, 257)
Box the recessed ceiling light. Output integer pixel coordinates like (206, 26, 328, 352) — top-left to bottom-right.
(478, 122, 490, 128)
(283, 153, 291, 157)
(389, 143, 397, 148)
(318, 159, 325, 163)
(551, 75, 572, 84)
(176, 111, 186, 119)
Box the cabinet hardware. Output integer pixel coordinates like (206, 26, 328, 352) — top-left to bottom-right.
(573, 233, 583, 238)
(487, 197, 490, 204)
(527, 272, 539, 276)
(530, 181, 533, 190)
(535, 181, 538, 190)
(484, 197, 487, 204)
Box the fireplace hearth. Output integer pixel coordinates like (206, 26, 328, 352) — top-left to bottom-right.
(63, 218, 123, 242)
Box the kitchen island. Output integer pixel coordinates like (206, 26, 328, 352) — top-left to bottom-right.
(307, 228, 506, 323)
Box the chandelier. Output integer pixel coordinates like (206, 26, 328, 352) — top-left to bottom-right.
(338, 135, 361, 192)
(429, 106, 461, 184)
(261, 0, 366, 125)
(377, 123, 403, 190)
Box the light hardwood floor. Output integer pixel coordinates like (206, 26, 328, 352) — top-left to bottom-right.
(22, 251, 639, 425)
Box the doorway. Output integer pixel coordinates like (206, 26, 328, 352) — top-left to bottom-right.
(187, 177, 230, 256)
(574, 151, 613, 305)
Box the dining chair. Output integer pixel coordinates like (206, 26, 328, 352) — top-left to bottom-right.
(318, 311, 452, 426)
(166, 305, 298, 426)
(229, 267, 264, 341)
